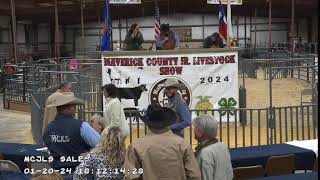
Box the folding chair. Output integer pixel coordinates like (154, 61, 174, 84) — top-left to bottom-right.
(233, 165, 265, 180)
(265, 154, 295, 176)
(0, 160, 21, 173)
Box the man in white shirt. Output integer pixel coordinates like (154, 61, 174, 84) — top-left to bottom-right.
(193, 115, 233, 180)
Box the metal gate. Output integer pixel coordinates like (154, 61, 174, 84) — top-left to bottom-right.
(30, 60, 103, 144)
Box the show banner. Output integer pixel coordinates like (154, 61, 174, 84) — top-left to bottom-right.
(109, 0, 141, 4)
(102, 51, 239, 122)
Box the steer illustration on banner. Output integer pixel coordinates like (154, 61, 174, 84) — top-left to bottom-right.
(107, 68, 142, 85)
(117, 85, 148, 106)
(107, 68, 123, 84)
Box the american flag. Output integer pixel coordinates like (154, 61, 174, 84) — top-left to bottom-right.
(154, 0, 161, 38)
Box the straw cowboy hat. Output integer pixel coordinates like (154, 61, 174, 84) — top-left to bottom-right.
(159, 78, 183, 89)
(140, 104, 177, 129)
(46, 93, 84, 108)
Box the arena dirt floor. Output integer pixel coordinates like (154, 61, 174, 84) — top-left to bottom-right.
(0, 69, 317, 149)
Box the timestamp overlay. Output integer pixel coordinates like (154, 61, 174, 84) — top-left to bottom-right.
(23, 156, 144, 176)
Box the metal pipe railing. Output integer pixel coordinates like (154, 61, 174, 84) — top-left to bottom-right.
(77, 104, 317, 149)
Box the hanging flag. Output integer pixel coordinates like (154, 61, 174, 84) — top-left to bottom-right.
(154, 0, 161, 39)
(101, 0, 112, 51)
(227, 0, 234, 46)
(218, 1, 227, 44)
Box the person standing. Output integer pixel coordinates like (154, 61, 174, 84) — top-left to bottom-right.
(156, 24, 180, 50)
(101, 84, 130, 137)
(123, 104, 201, 180)
(161, 78, 191, 138)
(43, 93, 100, 170)
(42, 82, 73, 134)
(193, 115, 233, 180)
(124, 23, 144, 51)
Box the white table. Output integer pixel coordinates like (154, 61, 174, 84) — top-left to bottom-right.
(286, 139, 318, 157)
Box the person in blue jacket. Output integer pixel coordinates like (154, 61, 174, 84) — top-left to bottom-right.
(43, 93, 100, 170)
(161, 78, 191, 138)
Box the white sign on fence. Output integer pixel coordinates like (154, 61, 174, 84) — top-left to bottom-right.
(207, 0, 242, 5)
(102, 51, 239, 122)
(109, 0, 141, 4)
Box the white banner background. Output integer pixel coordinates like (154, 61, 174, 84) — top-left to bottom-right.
(102, 51, 239, 122)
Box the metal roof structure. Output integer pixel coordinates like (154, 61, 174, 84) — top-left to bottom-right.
(0, 0, 318, 24)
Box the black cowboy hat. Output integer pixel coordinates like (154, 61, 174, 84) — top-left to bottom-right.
(160, 24, 170, 33)
(140, 104, 177, 129)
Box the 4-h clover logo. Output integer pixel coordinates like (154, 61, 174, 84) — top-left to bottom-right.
(218, 97, 237, 116)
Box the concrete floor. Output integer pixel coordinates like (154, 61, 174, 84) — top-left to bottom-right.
(0, 96, 34, 144)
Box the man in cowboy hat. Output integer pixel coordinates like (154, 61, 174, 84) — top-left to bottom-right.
(161, 78, 192, 138)
(43, 93, 100, 170)
(42, 82, 73, 135)
(123, 104, 201, 180)
(156, 23, 180, 50)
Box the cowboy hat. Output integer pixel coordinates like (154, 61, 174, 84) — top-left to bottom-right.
(159, 78, 183, 89)
(46, 93, 85, 108)
(160, 24, 170, 33)
(140, 104, 177, 129)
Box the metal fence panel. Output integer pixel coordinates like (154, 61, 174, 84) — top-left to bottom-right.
(2, 57, 318, 147)
(78, 105, 317, 149)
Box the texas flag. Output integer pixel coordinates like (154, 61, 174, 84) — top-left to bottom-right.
(218, 1, 227, 44)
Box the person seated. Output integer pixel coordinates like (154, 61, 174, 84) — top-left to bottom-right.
(123, 104, 201, 180)
(203, 32, 225, 48)
(124, 23, 144, 51)
(90, 114, 109, 134)
(43, 93, 101, 170)
(156, 24, 180, 50)
(74, 126, 125, 180)
(193, 115, 233, 180)
(32, 172, 63, 180)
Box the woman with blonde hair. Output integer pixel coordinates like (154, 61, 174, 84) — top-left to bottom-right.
(74, 126, 126, 180)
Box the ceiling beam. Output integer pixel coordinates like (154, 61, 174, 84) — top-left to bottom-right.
(2, 0, 317, 25)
